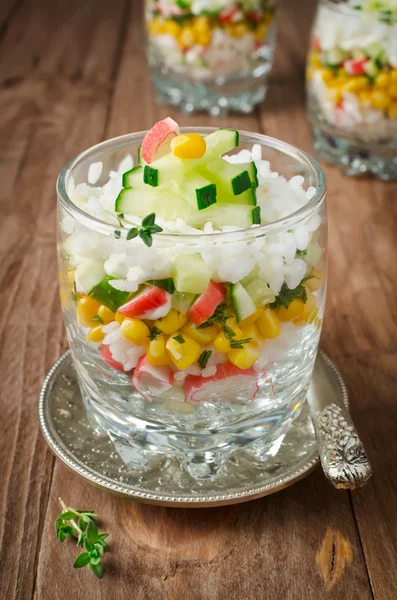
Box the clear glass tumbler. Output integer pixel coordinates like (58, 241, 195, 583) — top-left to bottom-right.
(145, 1, 276, 115)
(306, 0, 397, 180)
(57, 128, 327, 480)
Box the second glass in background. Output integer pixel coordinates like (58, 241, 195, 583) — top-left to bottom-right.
(145, 0, 276, 115)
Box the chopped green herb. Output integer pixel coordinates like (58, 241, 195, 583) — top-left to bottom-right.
(173, 333, 185, 344)
(198, 302, 232, 329)
(296, 249, 307, 257)
(91, 314, 103, 324)
(271, 282, 308, 311)
(230, 337, 252, 349)
(148, 327, 162, 341)
(198, 350, 212, 369)
(222, 324, 236, 340)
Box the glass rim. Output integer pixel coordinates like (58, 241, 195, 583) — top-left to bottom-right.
(57, 128, 327, 241)
(319, 0, 397, 21)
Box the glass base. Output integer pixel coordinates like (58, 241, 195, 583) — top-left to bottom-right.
(311, 123, 397, 181)
(151, 71, 267, 116)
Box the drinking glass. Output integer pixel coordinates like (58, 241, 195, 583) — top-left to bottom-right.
(57, 128, 327, 480)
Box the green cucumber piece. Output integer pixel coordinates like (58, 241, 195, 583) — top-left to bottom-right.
(244, 279, 276, 306)
(143, 165, 159, 187)
(218, 187, 257, 206)
(122, 166, 144, 189)
(201, 158, 257, 196)
(89, 277, 130, 312)
(184, 173, 217, 210)
(240, 265, 259, 288)
(173, 254, 212, 294)
(188, 204, 260, 229)
(137, 146, 142, 165)
(146, 278, 175, 294)
(76, 259, 106, 295)
(203, 128, 239, 158)
(142, 153, 185, 187)
(230, 282, 257, 323)
(115, 187, 191, 222)
(171, 292, 196, 314)
(252, 206, 261, 224)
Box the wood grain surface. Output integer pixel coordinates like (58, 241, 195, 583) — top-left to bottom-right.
(0, 0, 396, 598)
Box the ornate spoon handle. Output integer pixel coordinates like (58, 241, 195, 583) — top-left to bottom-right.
(307, 353, 372, 490)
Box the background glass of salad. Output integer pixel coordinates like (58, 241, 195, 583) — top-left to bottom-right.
(145, 0, 276, 115)
(306, 0, 397, 180)
(57, 129, 327, 481)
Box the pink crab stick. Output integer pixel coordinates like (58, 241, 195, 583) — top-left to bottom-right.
(118, 286, 171, 320)
(132, 356, 174, 402)
(100, 344, 125, 372)
(184, 363, 259, 404)
(141, 117, 180, 164)
(187, 281, 226, 326)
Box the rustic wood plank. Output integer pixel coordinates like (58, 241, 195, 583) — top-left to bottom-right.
(0, 1, 128, 599)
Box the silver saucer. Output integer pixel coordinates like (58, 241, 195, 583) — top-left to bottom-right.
(39, 350, 348, 507)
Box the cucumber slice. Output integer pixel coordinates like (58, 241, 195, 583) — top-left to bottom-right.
(76, 259, 106, 294)
(201, 158, 256, 196)
(230, 282, 257, 323)
(184, 173, 217, 210)
(143, 154, 185, 188)
(203, 128, 239, 158)
(173, 254, 212, 294)
(240, 265, 259, 287)
(252, 206, 261, 224)
(115, 187, 191, 222)
(146, 278, 175, 294)
(188, 204, 260, 229)
(217, 187, 257, 206)
(89, 277, 131, 312)
(244, 279, 276, 306)
(137, 146, 143, 165)
(171, 292, 196, 314)
(122, 166, 144, 189)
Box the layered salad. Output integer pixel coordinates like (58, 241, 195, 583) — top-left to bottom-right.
(307, 0, 397, 138)
(59, 118, 324, 412)
(145, 0, 274, 80)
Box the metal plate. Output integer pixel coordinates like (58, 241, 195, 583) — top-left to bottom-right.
(39, 350, 348, 507)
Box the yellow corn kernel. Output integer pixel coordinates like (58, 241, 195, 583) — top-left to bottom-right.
(375, 72, 391, 88)
(320, 68, 335, 83)
(391, 70, 397, 83)
(337, 67, 348, 78)
(148, 333, 166, 358)
(181, 322, 218, 345)
(163, 20, 181, 38)
(370, 90, 390, 111)
(86, 325, 105, 343)
(120, 318, 150, 345)
(228, 343, 260, 369)
(166, 334, 201, 370)
(230, 22, 250, 38)
(97, 305, 115, 324)
(295, 295, 318, 326)
(155, 309, 188, 335)
(115, 311, 125, 324)
(255, 23, 268, 42)
(170, 134, 207, 159)
(178, 26, 195, 48)
(147, 18, 165, 36)
(193, 15, 210, 33)
(326, 88, 342, 105)
(239, 307, 264, 327)
(146, 343, 171, 367)
(196, 30, 212, 46)
(213, 324, 243, 354)
(387, 102, 397, 119)
(305, 268, 323, 292)
(76, 296, 101, 327)
(257, 308, 281, 339)
(240, 324, 263, 347)
(359, 89, 372, 105)
(309, 52, 322, 69)
(342, 76, 367, 93)
(388, 83, 397, 99)
(277, 299, 306, 322)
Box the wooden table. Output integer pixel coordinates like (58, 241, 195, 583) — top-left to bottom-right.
(1, 0, 396, 598)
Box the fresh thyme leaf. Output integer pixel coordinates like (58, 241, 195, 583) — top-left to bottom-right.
(173, 333, 185, 344)
(148, 327, 162, 340)
(91, 314, 103, 324)
(271, 282, 308, 310)
(74, 552, 91, 568)
(141, 212, 156, 227)
(146, 223, 163, 234)
(126, 227, 139, 240)
(114, 230, 121, 239)
(198, 350, 212, 369)
(230, 337, 252, 349)
(89, 562, 103, 579)
(139, 229, 153, 247)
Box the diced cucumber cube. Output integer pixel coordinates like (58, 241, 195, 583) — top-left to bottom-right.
(203, 128, 239, 158)
(76, 259, 106, 295)
(252, 206, 261, 225)
(230, 282, 257, 323)
(142, 153, 185, 187)
(201, 158, 257, 196)
(244, 279, 275, 306)
(122, 166, 144, 189)
(363, 59, 379, 78)
(171, 292, 196, 314)
(188, 204, 260, 229)
(137, 146, 143, 165)
(218, 187, 257, 206)
(89, 277, 131, 312)
(173, 254, 212, 294)
(184, 173, 217, 210)
(143, 165, 159, 187)
(115, 187, 191, 222)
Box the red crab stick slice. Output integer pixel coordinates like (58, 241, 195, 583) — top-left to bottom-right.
(100, 344, 125, 372)
(141, 117, 180, 164)
(184, 363, 259, 404)
(344, 58, 368, 75)
(187, 281, 226, 326)
(132, 356, 174, 402)
(118, 286, 172, 320)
